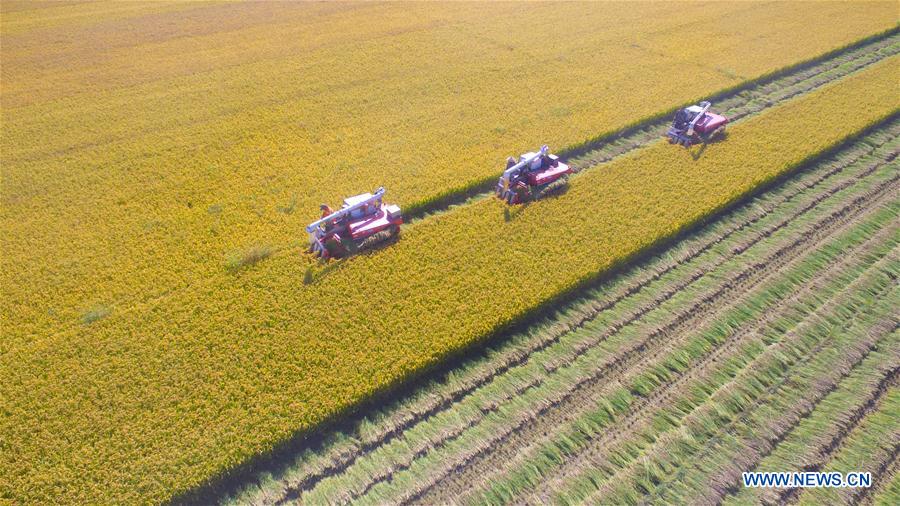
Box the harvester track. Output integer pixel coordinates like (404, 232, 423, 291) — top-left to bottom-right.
(211, 35, 900, 506)
(409, 31, 900, 224)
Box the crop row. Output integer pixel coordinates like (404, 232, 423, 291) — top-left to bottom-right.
(577, 284, 897, 505)
(725, 345, 897, 505)
(398, 180, 900, 505)
(3, 8, 898, 348)
(223, 121, 900, 502)
(486, 201, 900, 506)
(3, 50, 898, 506)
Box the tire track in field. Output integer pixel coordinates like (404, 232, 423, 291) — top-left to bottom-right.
(322, 160, 897, 505)
(409, 182, 898, 506)
(606, 315, 899, 506)
(248, 128, 898, 504)
(514, 220, 900, 505)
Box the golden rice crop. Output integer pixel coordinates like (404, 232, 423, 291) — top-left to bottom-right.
(2, 52, 896, 504)
(2, 2, 895, 349)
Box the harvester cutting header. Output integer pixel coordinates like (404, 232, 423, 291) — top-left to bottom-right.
(306, 187, 402, 259)
(666, 101, 728, 147)
(496, 145, 572, 205)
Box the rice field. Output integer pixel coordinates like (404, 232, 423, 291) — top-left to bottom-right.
(3, 1, 896, 346)
(1, 2, 898, 504)
(220, 114, 900, 504)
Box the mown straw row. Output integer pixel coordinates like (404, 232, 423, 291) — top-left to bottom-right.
(579, 270, 898, 505)
(796, 384, 900, 505)
(725, 347, 898, 505)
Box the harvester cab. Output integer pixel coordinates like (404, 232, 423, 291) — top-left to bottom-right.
(667, 101, 728, 147)
(306, 187, 402, 259)
(495, 145, 572, 205)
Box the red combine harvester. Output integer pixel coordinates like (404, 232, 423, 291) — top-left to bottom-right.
(306, 187, 402, 258)
(495, 145, 572, 205)
(666, 101, 728, 147)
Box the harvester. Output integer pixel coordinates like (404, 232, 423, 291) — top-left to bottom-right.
(666, 101, 728, 147)
(496, 145, 572, 205)
(306, 187, 402, 258)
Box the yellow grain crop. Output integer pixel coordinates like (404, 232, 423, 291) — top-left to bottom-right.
(2, 2, 895, 348)
(2, 48, 896, 504)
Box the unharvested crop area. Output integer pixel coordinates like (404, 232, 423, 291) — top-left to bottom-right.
(1, 2, 898, 504)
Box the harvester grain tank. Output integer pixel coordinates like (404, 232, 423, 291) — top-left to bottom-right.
(495, 145, 572, 205)
(666, 101, 728, 147)
(306, 187, 402, 258)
